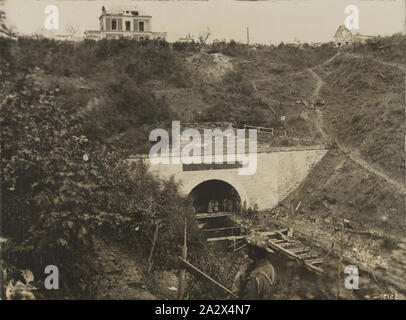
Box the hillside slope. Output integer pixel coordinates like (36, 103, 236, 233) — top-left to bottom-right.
(249, 40, 406, 297)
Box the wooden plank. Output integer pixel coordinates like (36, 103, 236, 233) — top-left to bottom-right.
(267, 241, 302, 259)
(234, 244, 247, 252)
(229, 239, 244, 248)
(253, 229, 288, 239)
(290, 247, 309, 254)
(267, 240, 324, 275)
(283, 243, 305, 250)
(261, 229, 288, 237)
(147, 224, 159, 273)
(288, 245, 305, 251)
(178, 257, 237, 297)
(277, 242, 296, 248)
(303, 261, 324, 273)
(270, 239, 289, 244)
(265, 248, 275, 254)
(202, 226, 240, 232)
(305, 258, 325, 265)
(207, 235, 248, 242)
(195, 213, 231, 219)
(177, 218, 187, 299)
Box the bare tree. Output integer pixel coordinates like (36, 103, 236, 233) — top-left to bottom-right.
(0, 5, 16, 37)
(66, 25, 78, 40)
(198, 27, 211, 45)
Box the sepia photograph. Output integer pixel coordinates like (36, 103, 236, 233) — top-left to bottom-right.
(0, 0, 405, 305)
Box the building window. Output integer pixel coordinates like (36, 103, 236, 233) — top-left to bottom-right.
(125, 21, 131, 31)
(139, 21, 144, 32)
(112, 19, 117, 30)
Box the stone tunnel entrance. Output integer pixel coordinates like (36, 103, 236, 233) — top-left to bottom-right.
(188, 179, 241, 213)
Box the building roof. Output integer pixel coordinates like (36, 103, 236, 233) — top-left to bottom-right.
(102, 5, 151, 18)
(334, 25, 352, 36)
(334, 24, 376, 42)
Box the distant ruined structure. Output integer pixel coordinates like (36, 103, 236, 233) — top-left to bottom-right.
(84, 6, 166, 41)
(178, 33, 194, 43)
(334, 24, 375, 47)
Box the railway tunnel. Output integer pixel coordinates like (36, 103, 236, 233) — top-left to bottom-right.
(188, 179, 241, 213)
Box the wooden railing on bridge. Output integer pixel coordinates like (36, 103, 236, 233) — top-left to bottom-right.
(243, 124, 288, 136)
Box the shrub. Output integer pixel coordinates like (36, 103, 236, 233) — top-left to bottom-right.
(0, 41, 191, 297)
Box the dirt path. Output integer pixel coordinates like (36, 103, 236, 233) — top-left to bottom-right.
(320, 52, 341, 67)
(306, 67, 333, 144)
(91, 237, 158, 300)
(338, 142, 406, 193)
(307, 54, 406, 194)
(307, 68, 324, 98)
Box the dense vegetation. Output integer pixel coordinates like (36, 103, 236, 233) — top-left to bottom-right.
(344, 33, 406, 65)
(0, 38, 199, 298)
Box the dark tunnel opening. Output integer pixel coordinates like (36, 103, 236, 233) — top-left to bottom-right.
(188, 179, 241, 213)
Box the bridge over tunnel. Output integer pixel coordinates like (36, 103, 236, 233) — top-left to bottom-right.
(130, 145, 328, 211)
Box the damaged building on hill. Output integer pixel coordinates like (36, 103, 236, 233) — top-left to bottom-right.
(333, 24, 375, 46)
(84, 6, 167, 41)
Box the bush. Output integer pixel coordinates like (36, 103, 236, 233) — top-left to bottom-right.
(173, 41, 200, 52)
(0, 40, 192, 298)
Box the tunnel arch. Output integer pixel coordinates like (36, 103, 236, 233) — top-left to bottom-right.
(186, 178, 249, 213)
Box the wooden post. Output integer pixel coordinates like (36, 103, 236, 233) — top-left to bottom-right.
(178, 257, 237, 297)
(232, 228, 236, 251)
(147, 224, 159, 273)
(178, 217, 188, 299)
(336, 220, 344, 299)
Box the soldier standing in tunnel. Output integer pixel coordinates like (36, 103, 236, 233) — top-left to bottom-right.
(222, 198, 229, 212)
(233, 245, 276, 300)
(207, 199, 213, 213)
(213, 199, 219, 212)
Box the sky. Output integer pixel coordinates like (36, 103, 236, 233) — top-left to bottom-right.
(3, 0, 405, 44)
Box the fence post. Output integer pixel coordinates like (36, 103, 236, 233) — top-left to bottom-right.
(178, 217, 188, 299)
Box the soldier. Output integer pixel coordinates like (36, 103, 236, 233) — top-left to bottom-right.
(234, 200, 241, 214)
(222, 198, 229, 212)
(233, 246, 276, 300)
(207, 200, 213, 213)
(228, 200, 234, 213)
(213, 200, 219, 212)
